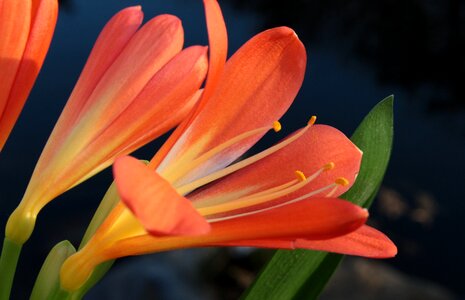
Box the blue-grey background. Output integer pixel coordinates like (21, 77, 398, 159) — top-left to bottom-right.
(0, 0, 463, 299)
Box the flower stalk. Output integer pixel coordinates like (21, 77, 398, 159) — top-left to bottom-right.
(0, 238, 22, 300)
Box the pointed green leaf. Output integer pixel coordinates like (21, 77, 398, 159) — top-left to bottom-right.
(342, 95, 394, 208)
(242, 96, 394, 300)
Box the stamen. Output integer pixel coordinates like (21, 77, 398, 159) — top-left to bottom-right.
(323, 162, 335, 171)
(197, 164, 330, 217)
(335, 177, 349, 186)
(193, 179, 298, 209)
(176, 120, 314, 195)
(295, 170, 306, 181)
(163, 122, 280, 183)
(326, 177, 350, 197)
(325, 186, 339, 197)
(308, 115, 317, 126)
(273, 121, 282, 132)
(207, 181, 339, 223)
(197, 177, 306, 217)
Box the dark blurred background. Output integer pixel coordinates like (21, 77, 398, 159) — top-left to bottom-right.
(0, 0, 464, 299)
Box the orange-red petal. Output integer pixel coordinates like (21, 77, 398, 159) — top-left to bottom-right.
(295, 225, 397, 258)
(106, 197, 367, 258)
(190, 125, 361, 211)
(47, 46, 208, 195)
(0, 0, 31, 148)
(199, 0, 227, 105)
(157, 27, 307, 185)
(207, 198, 367, 241)
(213, 225, 397, 258)
(113, 156, 210, 236)
(42, 6, 143, 159)
(149, 0, 227, 168)
(54, 14, 183, 153)
(22, 12, 186, 212)
(0, 0, 58, 150)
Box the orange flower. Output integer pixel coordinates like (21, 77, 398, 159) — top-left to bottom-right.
(6, 6, 208, 244)
(59, 0, 396, 292)
(0, 0, 58, 150)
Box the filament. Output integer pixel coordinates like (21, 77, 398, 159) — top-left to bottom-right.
(176, 118, 316, 195)
(198, 163, 333, 217)
(162, 122, 281, 183)
(208, 177, 350, 222)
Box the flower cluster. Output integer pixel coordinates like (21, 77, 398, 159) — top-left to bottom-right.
(0, 0, 396, 298)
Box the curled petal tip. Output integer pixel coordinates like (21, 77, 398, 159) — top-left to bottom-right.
(274, 26, 298, 37)
(386, 244, 398, 258)
(114, 156, 210, 237)
(156, 14, 182, 26)
(116, 6, 144, 20)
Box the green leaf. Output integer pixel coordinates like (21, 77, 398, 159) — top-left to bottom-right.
(342, 95, 394, 208)
(242, 96, 394, 300)
(30, 241, 76, 300)
(293, 253, 344, 300)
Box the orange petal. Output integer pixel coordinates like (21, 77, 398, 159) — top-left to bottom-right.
(208, 198, 367, 242)
(90, 46, 208, 157)
(149, 0, 227, 168)
(190, 125, 361, 210)
(0, 0, 31, 145)
(295, 225, 398, 258)
(77, 14, 183, 128)
(0, 0, 58, 150)
(157, 27, 307, 185)
(23, 12, 185, 211)
(113, 156, 210, 236)
(106, 197, 367, 259)
(41, 6, 143, 160)
(44, 46, 207, 197)
(198, 0, 227, 105)
(214, 225, 397, 258)
(65, 14, 183, 145)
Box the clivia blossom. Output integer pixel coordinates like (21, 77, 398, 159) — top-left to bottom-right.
(0, 0, 58, 150)
(59, 0, 397, 292)
(6, 6, 209, 245)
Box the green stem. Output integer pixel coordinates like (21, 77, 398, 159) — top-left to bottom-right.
(0, 237, 22, 300)
(50, 287, 71, 300)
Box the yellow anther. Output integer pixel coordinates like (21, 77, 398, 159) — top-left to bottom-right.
(323, 162, 335, 171)
(308, 115, 317, 126)
(295, 170, 306, 181)
(273, 121, 282, 132)
(335, 177, 350, 186)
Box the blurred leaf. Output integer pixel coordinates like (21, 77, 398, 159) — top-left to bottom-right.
(242, 96, 394, 300)
(30, 241, 76, 300)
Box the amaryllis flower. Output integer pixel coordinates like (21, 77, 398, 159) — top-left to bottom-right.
(0, 0, 58, 150)
(6, 6, 208, 244)
(59, 0, 396, 292)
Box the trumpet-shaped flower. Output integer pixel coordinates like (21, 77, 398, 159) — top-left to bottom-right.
(59, 0, 396, 292)
(0, 0, 58, 150)
(6, 6, 209, 244)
